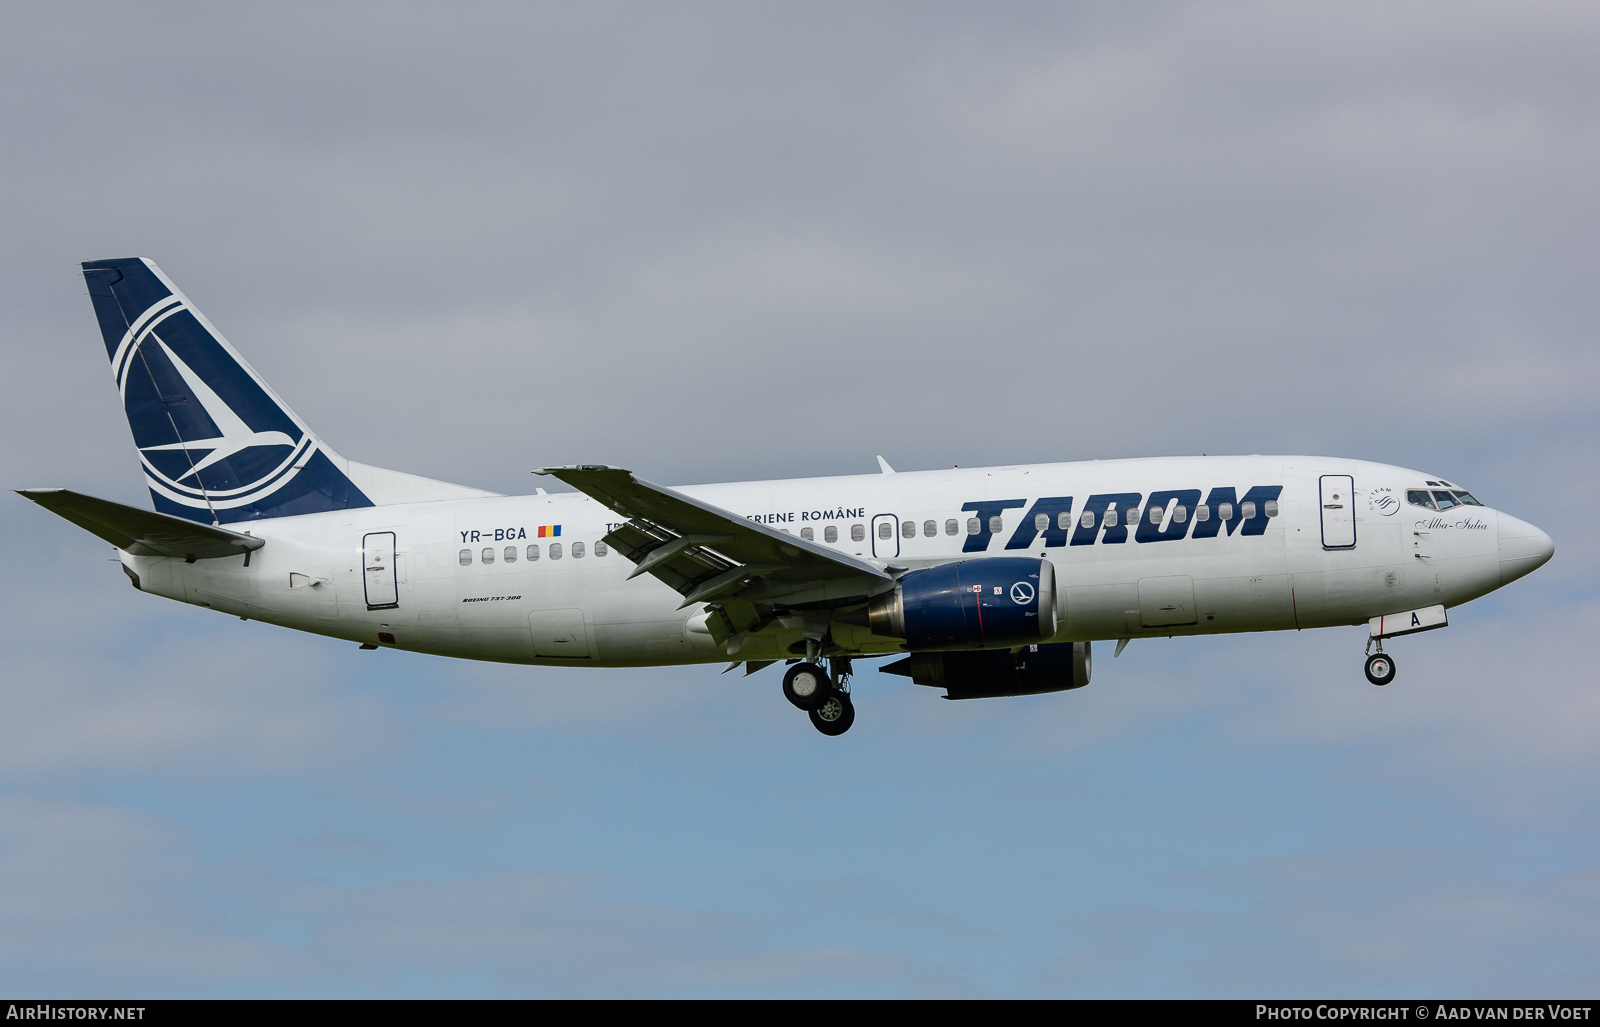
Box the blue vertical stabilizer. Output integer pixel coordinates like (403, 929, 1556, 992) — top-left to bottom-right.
(80, 257, 374, 524)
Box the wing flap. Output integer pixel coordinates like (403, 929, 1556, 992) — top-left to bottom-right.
(535, 466, 891, 607)
(17, 488, 265, 560)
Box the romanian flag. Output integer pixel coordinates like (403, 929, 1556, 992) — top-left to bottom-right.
(537, 525, 561, 538)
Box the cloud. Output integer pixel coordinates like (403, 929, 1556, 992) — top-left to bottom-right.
(1178, 850, 1600, 997)
(5, 2, 1596, 492)
(0, 797, 297, 995)
(0, 795, 914, 998)
(0, 636, 398, 777)
(0, 528, 401, 778)
(296, 872, 909, 997)
(1034, 850, 1600, 997)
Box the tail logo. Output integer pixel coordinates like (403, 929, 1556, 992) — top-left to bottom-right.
(138, 337, 297, 480)
(114, 295, 315, 514)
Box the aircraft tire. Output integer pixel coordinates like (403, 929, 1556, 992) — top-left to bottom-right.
(1364, 652, 1396, 686)
(809, 692, 855, 736)
(782, 662, 832, 710)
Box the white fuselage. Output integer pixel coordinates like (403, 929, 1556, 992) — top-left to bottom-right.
(121, 455, 1535, 668)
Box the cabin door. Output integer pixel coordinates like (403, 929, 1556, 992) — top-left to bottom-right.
(1319, 475, 1357, 549)
(363, 532, 400, 609)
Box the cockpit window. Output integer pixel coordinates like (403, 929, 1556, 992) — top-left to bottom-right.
(1407, 490, 1436, 509)
(1452, 490, 1483, 507)
(1432, 490, 1460, 510)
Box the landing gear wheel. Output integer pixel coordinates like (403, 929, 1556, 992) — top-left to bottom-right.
(782, 662, 832, 710)
(809, 692, 855, 736)
(1365, 652, 1396, 686)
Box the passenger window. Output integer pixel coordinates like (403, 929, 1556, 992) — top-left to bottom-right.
(1173, 505, 1187, 524)
(595, 541, 608, 557)
(851, 524, 865, 542)
(1241, 501, 1256, 519)
(800, 526, 814, 541)
(459, 549, 472, 566)
(549, 543, 563, 560)
(527, 544, 540, 561)
(988, 515, 1004, 534)
(924, 520, 936, 537)
(481, 547, 495, 564)
(1104, 509, 1118, 528)
(1057, 511, 1071, 530)
(878, 522, 892, 540)
(1431, 491, 1460, 510)
(504, 546, 517, 563)
(1148, 506, 1162, 524)
(1264, 500, 1279, 518)
(966, 517, 981, 535)
(1080, 510, 1095, 529)
(1035, 513, 1050, 532)
(572, 542, 586, 558)
(1219, 502, 1233, 520)
(1195, 505, 1209, 522)
(945, 519, 959, 536)
(1407, 490, 1436, 509)
(901, 520, 916, 539)
(1453, 491, 1482, 507)
(824, 525, 838, 543)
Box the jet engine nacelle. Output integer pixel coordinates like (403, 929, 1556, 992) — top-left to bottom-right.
(882, 641, 1092, 699)
(842, 557, 1056, 650)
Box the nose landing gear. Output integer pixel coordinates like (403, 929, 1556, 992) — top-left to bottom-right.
(780, 656, 856, 735)
(1363, 639, 1397, 686)
(1364, 653, 1396, 686)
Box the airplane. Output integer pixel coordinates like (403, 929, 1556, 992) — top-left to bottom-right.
(18, 258, 1556, 736)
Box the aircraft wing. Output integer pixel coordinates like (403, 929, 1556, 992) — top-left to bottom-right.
(16, 488, 266, 560)
(533, 466, 892, 618)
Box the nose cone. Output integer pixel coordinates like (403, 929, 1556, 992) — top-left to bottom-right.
(1498, 512, 1555, 586)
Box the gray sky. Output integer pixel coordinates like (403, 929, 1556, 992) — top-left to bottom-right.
(1, 1, 1596, 996)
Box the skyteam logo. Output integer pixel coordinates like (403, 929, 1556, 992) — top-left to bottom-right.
(112, 294, 316, 515)
(1368, 487, 1400, 517)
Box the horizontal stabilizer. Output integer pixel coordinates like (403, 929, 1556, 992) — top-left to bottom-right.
(17, 488, 265, 560)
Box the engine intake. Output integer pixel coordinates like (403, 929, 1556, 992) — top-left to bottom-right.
(882, 641, 1092, 699)
(842, 557, 1056, 650)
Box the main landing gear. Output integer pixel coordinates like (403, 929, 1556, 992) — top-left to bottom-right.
(1363, 638, 1397, 686)
(809, 691, 855, 736)
(781, 657, 855, 736)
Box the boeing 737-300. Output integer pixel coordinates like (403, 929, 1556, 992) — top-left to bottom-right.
(18, 258, 1556, 735)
